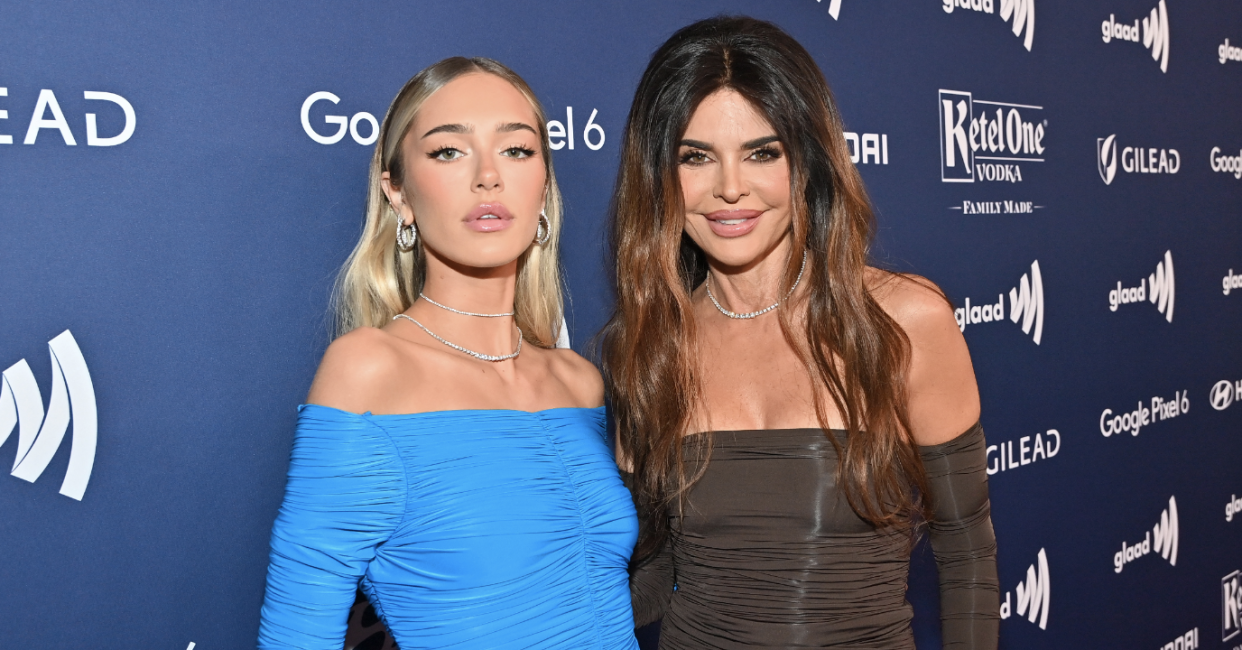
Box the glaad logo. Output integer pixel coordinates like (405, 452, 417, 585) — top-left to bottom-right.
(0, 331, 97, 501)
(1097, 134, 1180, 184)
(1226, 494, 1242, 522)
(1222, 38, 1242, 64)
(1114, 496, 1178, 573)
(987, 429, 1060, 475)
(1108, 250, 1175, 322)
(1160, 627, 1200, 650)
(1210, 148, 1242, 179)
(1099, 388, 1188, 437)
(0, 87, 136, 146)
(815, 0, 843, 20)
(1210, 379, 1241, 411)
(943, 0, 1035, 51)
(843, 132, 888, 165)
(939, 90, 1046, 183)
(1225, 269, 1242, 295)
(1101, 1, 1170, 73)
(1226, 570, 1242, 641)
(954, 260, 1044, 345)
(999, 548, 1050, 629)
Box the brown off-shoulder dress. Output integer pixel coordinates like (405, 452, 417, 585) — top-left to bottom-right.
(630, 424, 999, 649)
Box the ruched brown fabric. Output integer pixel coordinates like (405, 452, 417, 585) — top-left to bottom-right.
(630, 424, 998, 649)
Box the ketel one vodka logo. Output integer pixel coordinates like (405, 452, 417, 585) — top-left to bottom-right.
(1097, 134, 1181, 185)
(939, 90, 1046, 183)
(1114, 496, 1179, 573)
(1101, 1, 1170, 73)
(0, 330, 97, 500)
(1000, 548, 1050, 629)
(955, 260, 1044, 345)
(1225, 570, 1242, 642)
(1108, 250, 1175, 322)
(942, 0, 1036, 51)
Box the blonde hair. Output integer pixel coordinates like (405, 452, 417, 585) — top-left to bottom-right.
(332, 57, 565, 346)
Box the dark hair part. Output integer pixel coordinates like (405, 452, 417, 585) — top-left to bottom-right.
(602, 16, 930, 563)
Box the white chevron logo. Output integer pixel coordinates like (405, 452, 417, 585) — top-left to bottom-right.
(0, 330, 97, 500)
(817, 0, 843, 20)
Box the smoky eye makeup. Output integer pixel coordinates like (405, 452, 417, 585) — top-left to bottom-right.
(749, 146, 784, 163)
(679, 149, 712, 165)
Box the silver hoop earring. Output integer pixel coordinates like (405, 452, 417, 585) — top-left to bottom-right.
(535, 210, 551, 246)
(394, 208, 417, 252)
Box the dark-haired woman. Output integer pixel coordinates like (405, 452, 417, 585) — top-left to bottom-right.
(604, 17, 999, 649)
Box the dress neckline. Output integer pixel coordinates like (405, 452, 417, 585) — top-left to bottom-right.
(684, 422, 983, 450)
(299, 403, 605, 419)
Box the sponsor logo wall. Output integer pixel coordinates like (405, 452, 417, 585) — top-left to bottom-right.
(1, 3, 1238, 650)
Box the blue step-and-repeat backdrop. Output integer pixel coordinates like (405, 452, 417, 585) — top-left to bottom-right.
(2, 1, 1240, 648)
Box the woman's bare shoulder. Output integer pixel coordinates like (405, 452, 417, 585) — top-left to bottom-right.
(866, 268, 980, 445)
(306, 326, 418, 414)
(542, 347, 605, 409)
(865, 268, 952, 332)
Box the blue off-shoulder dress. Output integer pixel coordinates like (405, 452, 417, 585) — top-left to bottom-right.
(258, 405, 639, 650)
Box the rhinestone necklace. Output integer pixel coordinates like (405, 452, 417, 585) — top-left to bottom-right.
(419, 292, 514, 318)
(393, 314, 522, 362)
(705, 251, 808, 320)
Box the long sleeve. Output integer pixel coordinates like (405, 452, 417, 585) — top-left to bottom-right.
(622, 471, 674, 628)
(920, 423, 1000, 650)
(630, 531, 674, 628)
(257, 406, 407, 649)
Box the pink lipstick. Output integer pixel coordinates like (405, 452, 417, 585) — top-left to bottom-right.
(703, 209, 763, 237)
(464, 203, 515, 233)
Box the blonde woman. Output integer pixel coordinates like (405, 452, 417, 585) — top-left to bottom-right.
(258, 58, 639, 649)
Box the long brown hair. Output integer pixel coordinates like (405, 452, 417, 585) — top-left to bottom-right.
(602, 16, 931, 562)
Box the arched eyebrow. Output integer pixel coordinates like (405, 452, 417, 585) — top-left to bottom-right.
(422, 122, 537, 138)
(678, 135, 781, 150)
(498, 122, 538, 135)
(422, 123, 470, 138)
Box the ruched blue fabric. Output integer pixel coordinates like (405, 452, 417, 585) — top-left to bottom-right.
(258, 405, 639, 650)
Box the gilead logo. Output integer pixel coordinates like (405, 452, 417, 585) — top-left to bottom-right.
(954, 260, 1044, 345)
(1114, 496, 1179, 573)
(939, 90, 1046, 183)
(0, 330, 97, 501)
(1101, 1, 1170, 73)
(1097, 134, 1180, 184)
(987, 429, 1060, 475)
(943, 0, 1036, 51)
(1108, 250, 1175, 322)
(1000, 548, 1050, 629)
(0, 87, 135, 146)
